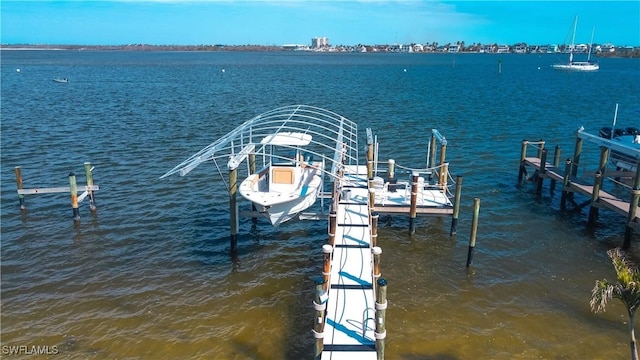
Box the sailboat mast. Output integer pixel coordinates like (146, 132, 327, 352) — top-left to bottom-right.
(587, 27, 595, 62)
(569, 15, 578, 63)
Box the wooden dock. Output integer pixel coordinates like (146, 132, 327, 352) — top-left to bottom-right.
(321, 182, 377, 359)
(524, 157, 640, 223)
(342, 165, 455, 216)
(519, 133, 640, 249)
(316, 164, 457, 359)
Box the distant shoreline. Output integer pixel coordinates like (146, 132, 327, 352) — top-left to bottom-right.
(1, 44, 638, 58)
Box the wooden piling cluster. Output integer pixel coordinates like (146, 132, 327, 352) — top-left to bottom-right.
(13, 163, 99, 221)
(518, 131, 640, 249)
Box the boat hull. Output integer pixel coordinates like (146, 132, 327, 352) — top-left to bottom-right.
(551, 63, 599, 71)
(239, 162, 324, 226)
(599, 127, 640, 172)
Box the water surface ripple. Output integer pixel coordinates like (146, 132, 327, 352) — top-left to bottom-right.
(2, 51, 640, 359)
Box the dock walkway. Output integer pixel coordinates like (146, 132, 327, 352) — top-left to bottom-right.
(321, 167, 377, 359)
(320, 164, 454, 358)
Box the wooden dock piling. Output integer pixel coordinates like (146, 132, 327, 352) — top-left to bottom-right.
(313, 278, 327, 359)
(428, 133, 437, 180)
(14, 166, 25, 210)
(439, 139, 447, 169)
(229, 168, 239, 255)
(536, 149, 548, 194)
(625, 188, 640, 249)
(328, 211, 337, 246)
(371, 212, 379, 247)
(560, 158, 572, 209)
(440, 162, 449, 190)
(369, 188, 376, 213)
(550, 146, 561, 192)
(322, 244, 333, 292)
(450, 175, 463, 236)
(375, 278, 388, 360)
(372, 246, 382, 281)
(518, 140, 529, 183)
(571, 134, 583, 177)
(69, 173, 81, 221)
(409, 173, 418, 234)
(536, 139, 545, 158)
(624, 163, 640, 249)
(84, 162, 97, 212)
(466, 198, 481, 267)
(386, 159, 395, 181)
(588, 170, 603, 225)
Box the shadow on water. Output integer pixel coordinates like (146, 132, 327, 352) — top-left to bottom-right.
(230, 338, 267, 360)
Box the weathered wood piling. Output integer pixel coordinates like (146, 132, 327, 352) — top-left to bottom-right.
(466, 198, 481, 267)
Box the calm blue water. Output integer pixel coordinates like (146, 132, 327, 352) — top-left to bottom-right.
(2, 50, 640, 359)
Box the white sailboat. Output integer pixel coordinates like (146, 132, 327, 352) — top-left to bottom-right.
(552, 16, 599, 71)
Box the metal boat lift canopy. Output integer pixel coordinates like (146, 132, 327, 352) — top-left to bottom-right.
(161, 105, 360, 186)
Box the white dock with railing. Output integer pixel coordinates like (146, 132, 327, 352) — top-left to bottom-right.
(320, 167, 379, 359)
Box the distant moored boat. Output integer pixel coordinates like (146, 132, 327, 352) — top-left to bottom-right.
(551, 16, 599, 72)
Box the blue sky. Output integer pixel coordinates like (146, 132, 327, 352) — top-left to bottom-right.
(2, 1, 639, 46)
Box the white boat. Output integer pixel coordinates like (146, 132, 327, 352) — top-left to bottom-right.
(597, 104, 640, 172)
(576, 105, 639, 174)
(53, 78, 68, 83)
(599, 127, 640, 172)
(552, 16, 599, 72)
(239, 132, 324, 226)
(161, 105, 360, 227)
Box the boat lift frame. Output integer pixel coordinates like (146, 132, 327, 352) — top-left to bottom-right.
(161, 105, 361, 254)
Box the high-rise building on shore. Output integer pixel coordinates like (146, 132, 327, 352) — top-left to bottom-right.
(312, 37, 329, 49)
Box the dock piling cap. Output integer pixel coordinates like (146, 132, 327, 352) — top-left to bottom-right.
(322, 244, 333, 253)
